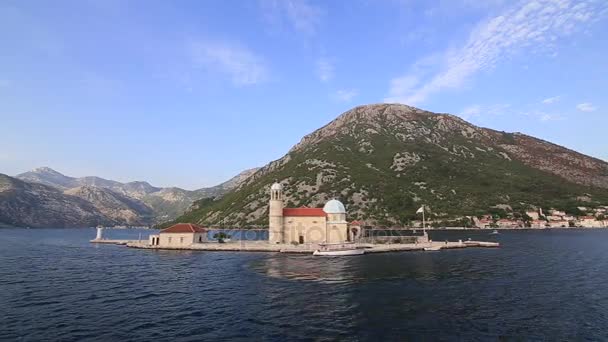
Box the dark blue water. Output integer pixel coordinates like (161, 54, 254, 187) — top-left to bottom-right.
(2, 228, 608, 341)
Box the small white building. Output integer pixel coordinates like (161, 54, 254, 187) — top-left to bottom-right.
(526, 211, 540, 220)
(577, 216, 604, 228)
(149, 223, 208, 247)
(547, 220, 569, 228)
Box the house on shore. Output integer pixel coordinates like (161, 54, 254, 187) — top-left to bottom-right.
(529, 220, 547, 228)
(526, 210, 540, 220)
(148, 223, 208, 247)
(577, 216, 605, 228)
(547, 220, 569, 228)
(496, 219, 523, 228)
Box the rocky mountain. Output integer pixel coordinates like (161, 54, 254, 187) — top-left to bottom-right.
(7, 167, 259, 227)
(0, 174, 114, 228)
(64, 186, 154, 226)
(174, 103, 608, 227)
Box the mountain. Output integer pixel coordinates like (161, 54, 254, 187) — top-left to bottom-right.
(16, 167, 75, 189)
(141, 168, 260, 222)
(0, 174, 114, 228)
(173, 103, 608, 227)
(64, 186, 154, 226)
(11, 167, 259, 226)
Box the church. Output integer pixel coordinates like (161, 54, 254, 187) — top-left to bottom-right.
(268, 182, 349, 244)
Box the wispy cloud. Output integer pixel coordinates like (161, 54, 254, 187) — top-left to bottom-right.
(459, 103, 510, 119)
(460, 104, 481, 119)
(189, 40, 268, 86)
(577, 102, 597, 112)
(385, 0, 607, 105)
(539, 113, 563, 121)
(316, 57, 334, 82)
(542, 96, 560, 104)
(332, 89, 358, 102)
(259, 0, 323, 35)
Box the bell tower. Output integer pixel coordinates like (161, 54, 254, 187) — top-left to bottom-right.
(268, 182, 284, 244)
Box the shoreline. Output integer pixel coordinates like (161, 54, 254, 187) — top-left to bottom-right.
(90, 239, 500, 254)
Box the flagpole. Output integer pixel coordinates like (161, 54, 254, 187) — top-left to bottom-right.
(422, 205, 426, 234)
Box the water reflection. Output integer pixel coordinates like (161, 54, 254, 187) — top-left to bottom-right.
(251, 254, 366, 284)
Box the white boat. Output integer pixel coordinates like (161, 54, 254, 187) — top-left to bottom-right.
(423, 245, 442, 251)
(312, 243, 365, 256)
(490, 229, 500, 235)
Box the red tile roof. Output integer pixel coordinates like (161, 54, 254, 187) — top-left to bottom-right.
(161, 223, 207, 234)
(350, 220, 363, 226)
(283, 207, 326, 217)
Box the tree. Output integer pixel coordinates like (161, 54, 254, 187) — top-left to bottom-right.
(213, 232, 231, 243)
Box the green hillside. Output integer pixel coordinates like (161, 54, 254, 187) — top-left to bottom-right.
(171, 104, 608, 227)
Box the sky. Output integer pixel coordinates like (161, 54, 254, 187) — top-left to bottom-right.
(1, 0, 607, 189)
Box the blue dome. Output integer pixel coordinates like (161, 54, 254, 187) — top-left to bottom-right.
(323, 199, 346, 214)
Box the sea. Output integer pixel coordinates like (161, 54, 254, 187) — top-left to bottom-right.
(1, 228, 607, 341)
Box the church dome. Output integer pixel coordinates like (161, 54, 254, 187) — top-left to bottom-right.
(271, 182, 283, 191)
(323, 199, 346, 214)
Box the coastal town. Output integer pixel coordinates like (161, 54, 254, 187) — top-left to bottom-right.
(438, 206, 608, 229)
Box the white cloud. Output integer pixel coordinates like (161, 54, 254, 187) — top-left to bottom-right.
(542, 96, 560, 104)
(385, 0, 607, 105)
(316, 57, 334, 82)
(459, 103, 510, 119)
(540, 113, 559, 121)
(260, 0, 323, 35)
(190, 41, 268, 86)
(577, 102, 597, 112)
(460, 105, 481, 119)
(521, 109, 564, 122)
(332, 89, 358, 102)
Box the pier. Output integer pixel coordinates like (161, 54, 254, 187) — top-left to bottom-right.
(118, 240, 499, 253)
(90, 239, 133, 245)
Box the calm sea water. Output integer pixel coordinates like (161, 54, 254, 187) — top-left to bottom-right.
(1, 228, 608, 341)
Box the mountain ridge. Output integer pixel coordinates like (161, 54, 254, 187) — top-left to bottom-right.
(2, 167, 259, 227)
(173, 103, 608, 227)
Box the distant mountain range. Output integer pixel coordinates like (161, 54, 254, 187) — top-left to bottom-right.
(0, 167, 258, 228)
(172, 103, 608, 227)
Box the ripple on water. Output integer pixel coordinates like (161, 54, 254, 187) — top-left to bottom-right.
(2, 229, 608, 341)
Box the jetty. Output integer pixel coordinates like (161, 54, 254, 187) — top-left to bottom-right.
(90, 239, 132, 245)
(89, 225, 499, 254)
(116, 240, 499, 254)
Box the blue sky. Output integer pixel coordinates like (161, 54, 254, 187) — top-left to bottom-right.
(1, 0, 607, 189)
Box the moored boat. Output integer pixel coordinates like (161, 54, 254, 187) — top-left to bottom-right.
(312, 243, 365, 256)
(423, 245, 442, 251)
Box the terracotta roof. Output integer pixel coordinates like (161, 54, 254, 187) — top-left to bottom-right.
(283, 207, 326, 217)
(350, 220, 363, 226)
(161, 223, 207, 234)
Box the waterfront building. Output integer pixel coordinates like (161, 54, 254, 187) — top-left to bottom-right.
(549, 209, 566, 217)
(348, 221, 364, 241)
(268, 182, 349, 244)
(496, 219, 523, 228)
(547, 220, 569, 228)
(577, 216, 604, 228)
(526, 210, 540, 220)
(148, 223, 207, 247)
(530, 220, 547, 228)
